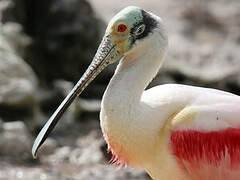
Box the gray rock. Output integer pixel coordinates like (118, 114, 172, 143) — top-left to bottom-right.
(69, 131, 103, 165)
(158, 1, 240, 95)
(152, 3, 240, 95)
(0, 0, 26, 26)
(0, 0, 11, 21)
(1, 0, 106, 86)
(31, 80, 75, 132)
(47, 146, 72, 164)
(0, 24, 38, 121)
(0, 165, 61, 180)
(164, 34, 240, 83)
(0, 22, 31, 56)
(73, 165, 149, 180)
(75, 98, 101, 112)
(0, 121, 33, 158)
(37, 138, 58, 157)
(0, 22, 37, 117)
(0, 49, 37, 106)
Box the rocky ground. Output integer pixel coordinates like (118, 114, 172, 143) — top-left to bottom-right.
(0, 0, 240, 179)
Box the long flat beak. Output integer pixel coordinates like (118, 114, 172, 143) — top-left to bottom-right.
(32, 34, 121, 158)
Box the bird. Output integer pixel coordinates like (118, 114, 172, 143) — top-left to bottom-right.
(32, 6, 240, 180)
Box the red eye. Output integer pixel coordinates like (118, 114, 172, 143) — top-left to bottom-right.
(117, 24, 127, 32)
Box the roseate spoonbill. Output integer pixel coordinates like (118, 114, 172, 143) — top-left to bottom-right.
(32, 6, 240, 180)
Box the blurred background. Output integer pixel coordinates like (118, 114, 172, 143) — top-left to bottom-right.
(0, 0, 240, 179)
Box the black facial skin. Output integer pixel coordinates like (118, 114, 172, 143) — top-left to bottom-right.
(130, 10, 158, 45)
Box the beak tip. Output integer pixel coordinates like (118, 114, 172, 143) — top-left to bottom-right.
(32, 149, 38, 159)
(33, 154, 37, 159)
(32, 142, 39, 159)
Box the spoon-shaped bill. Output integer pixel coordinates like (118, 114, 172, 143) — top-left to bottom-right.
(32, 34, 122, 158)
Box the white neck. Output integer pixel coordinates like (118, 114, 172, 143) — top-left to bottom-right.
(102, 27, 168, 117)
(100, 25, 168, 167)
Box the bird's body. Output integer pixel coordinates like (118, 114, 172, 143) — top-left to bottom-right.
(100, 21, 240, 178)
(103, 81, 240, 179)
(32, 6, 240, 180)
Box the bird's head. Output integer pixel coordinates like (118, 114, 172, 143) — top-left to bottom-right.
(32, 6, 168, 158)
(103, 6, 167, 64)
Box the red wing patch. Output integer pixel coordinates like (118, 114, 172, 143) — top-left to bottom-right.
(171, 128, 240, 179)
